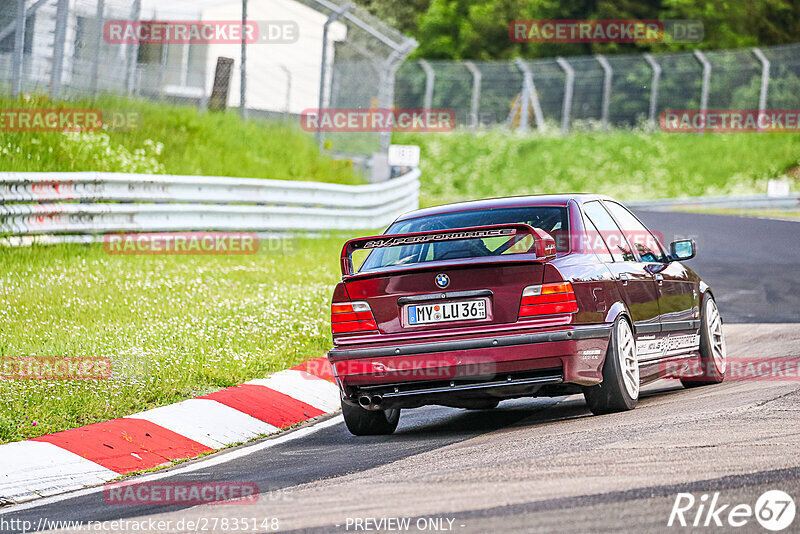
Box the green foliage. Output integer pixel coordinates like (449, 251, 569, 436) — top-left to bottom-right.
(354, 0, 800, 60)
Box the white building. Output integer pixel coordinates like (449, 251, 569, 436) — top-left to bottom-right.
(0, 0, 347, 114)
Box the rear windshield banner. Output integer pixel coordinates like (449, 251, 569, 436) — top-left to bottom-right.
(361, 228, 517, 249)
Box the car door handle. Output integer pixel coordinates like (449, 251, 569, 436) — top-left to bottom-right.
(654, 273, 664, 285)
(618, 273, 629, 286)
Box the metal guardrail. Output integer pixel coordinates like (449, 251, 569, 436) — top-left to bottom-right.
(0, 169, 421, 237)
(628, 194, 800, 211)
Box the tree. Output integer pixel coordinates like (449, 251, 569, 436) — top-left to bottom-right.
(353, 0, 800, 60)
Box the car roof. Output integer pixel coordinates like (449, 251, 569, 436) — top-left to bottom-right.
(394, 194, 615, 222)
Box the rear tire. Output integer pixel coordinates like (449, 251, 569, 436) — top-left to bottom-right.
(341, 400, 400, 436)
(583, 316, 639, 415)
(682, 294, 726, 388)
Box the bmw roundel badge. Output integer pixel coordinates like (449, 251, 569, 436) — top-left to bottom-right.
(435, 273, 450, 288)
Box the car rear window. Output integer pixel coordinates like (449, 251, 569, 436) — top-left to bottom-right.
(359, 206, 568, 272)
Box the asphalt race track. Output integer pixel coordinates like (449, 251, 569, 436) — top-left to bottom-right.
(2, 211, 799, 534)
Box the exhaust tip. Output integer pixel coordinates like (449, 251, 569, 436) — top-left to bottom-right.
(372, 394, 383, 407)
(358, 394, 372, 408)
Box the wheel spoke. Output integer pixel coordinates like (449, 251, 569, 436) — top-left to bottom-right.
(625, 368, 636, 384)
(617, 321, 639, 399)
(705, 300, 726, 373)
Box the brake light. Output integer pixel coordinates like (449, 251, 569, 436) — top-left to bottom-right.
(519, 282, 578, 318)
(331, 301, 379, 334)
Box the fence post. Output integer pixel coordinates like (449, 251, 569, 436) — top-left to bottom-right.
(50, 0, 69, 100)
(513, 58, 545, 133)
(125, 0, 141, 95)
(10, 0, 26, 97)
(90, 0, 105, 97)
(279, 65, 292, 120)
(418, 59, 435, 111)
(464, 61, 481, 129)
(596, 55, 612, 131)
(240, 0, 248, 119)
(515, 59, 529, 132)
(377, 41, 415, 153)
(316, 3, 351, 150)
(693, 50, 711, 132)
(643, 53, 661, 130)
(555, 57, 574, 136)
(752, 48, 770, 132)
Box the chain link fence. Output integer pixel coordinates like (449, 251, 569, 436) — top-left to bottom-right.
(2, 1, 800, 149)
(395, 43, 800, 133)
(0, 0, 416, 173)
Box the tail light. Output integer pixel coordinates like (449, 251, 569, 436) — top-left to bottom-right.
(331, 301, 379, 335)
(519, 282, 578, 318)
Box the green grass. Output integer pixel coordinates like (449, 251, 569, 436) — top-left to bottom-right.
(0, 94, 362, 184)
(395, 130, 800, 207)
(0, 235, 359, 443)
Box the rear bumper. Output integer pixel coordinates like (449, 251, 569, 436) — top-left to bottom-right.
(327, 324, 612, 405)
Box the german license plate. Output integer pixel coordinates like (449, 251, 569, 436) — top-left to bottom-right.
(407, 299, 486, 325)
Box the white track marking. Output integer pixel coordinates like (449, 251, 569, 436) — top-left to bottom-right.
(0, 441, 118, 504)
(0, 415, 343, 514)
(126, 399, 279, 449)
(247, 370, 341, 413)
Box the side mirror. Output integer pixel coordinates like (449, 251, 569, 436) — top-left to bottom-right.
(669, 239, 696, 261)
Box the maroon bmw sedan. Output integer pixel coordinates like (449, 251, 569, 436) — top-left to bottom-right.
(327, 195, 727, 435)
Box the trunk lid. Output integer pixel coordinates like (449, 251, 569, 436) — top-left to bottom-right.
(339, 224, 557, 335)
(344, 261, 547, 334)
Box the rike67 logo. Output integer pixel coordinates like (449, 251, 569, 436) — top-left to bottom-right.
(669, 490, 796, 531)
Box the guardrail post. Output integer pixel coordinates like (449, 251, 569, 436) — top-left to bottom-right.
(513, 58, 545, 133)
(595, 55, 612, 131)
(555, 57, 574, 136)
(464, 61, 482, 129)
(752, 48, 770, 133)
(693, 50, 711, 133)
(644, 53, 661, 130)
(418, 59, 435, 112)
